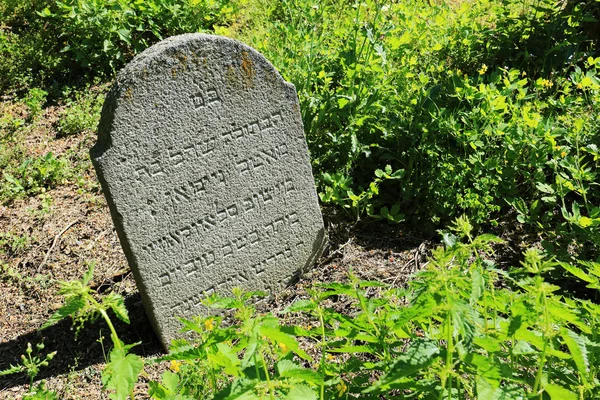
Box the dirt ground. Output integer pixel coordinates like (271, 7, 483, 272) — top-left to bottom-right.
(0, 103, 439, 399)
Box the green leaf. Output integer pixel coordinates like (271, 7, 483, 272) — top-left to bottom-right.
(0, 364, 23, 376)
(161, 370, 179, 392)
(544, 383, 577, 400)
(283, 299, 315, 313)
(512, 340, 535, 355)
(442, 232, 458, 248)
(560, 262, 596, 283)
(41, 298, 86, 329)
(277, 360, 323, 385)
(536, 182, 554, 194)
(337, 97, 350, 109)
(241, 336, 259, 369)
(102, 346, 144, 400)
(36, 7, 53, 17)
(470, 267, 484, 305)
(579, 216, 593, 227)
(82, 263, 94, 286)
(103, 292, 130, 324)
(327, 345, 375, 354)
(208, 343, 241, 376)
(260, 326, 311, 361)
(149, 370, 192, 399)
(476, 377, 526, 399)
(474, 337, 502, 353)
(364, 339, 439, 392)
(285, 384, 317, 400)
(463, 353, 502, 381)
(560, 328, 589, 387)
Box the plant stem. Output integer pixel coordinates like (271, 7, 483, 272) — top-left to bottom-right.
(259, 350, 275, 400)
(319, 308, 326, 400)
(99, 308, 122, 350)
(532, 287, 550, 397)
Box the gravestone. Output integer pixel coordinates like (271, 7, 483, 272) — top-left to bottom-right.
(91, 34, 326, 348)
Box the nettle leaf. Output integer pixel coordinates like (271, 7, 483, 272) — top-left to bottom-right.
(277, 360, 323, 385)
(102, 346, 144, 400)
(41, 298, 86, 329)
(442, 232, 458, 249)
(285, 384, 317, 400)
(515, 329, 570, 359)
(476, 377, 526, 399)
(208, 343, 241, 377)
(560, 262, 596, 284)
(283, 299, 316, 313)
(474, 336, 502, 353)
(544, 383, 577, 400)
(260, 326, 311, 361)
(560, 328, 590, 387)
(547, 300, 590, 334)
(318, 282, 354, 296)
(103, 292, 130, 324)
(463, 353, 502, 382)
(82, 263, 94, 286)
(512, 340, 536, 355)
(364, 339, 439, 392)
(470, 267, 484, 305)
(241, 336, 259, 369)
(160, 342, 205, 361)
(328, 345, 375, 354)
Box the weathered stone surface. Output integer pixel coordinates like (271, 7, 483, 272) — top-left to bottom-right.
(91, 34, 326, 348)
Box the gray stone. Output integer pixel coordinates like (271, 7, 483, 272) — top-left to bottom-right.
(91, 34, 326, 348)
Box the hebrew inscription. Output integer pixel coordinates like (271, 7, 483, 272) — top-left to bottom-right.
(91, 34, 326, 349)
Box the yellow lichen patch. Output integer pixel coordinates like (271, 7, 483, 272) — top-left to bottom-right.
(226, 64, 240, 89)
(240, 51, 255, 87)
(123, 86, 134, 102)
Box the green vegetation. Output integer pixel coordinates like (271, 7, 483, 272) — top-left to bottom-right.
(8, 218, 600, 398)
(0, 0, 238, 93)
(56, 86, 105, 137)
(1, 0, 600, 398)
(0, 152, 70, 202)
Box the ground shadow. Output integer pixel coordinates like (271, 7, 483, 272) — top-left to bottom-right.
(0, 293, 163, 390)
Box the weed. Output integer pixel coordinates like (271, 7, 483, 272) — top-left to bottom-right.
(23, 88, 48, 121)
(141, 217, 600, 399)
(0, 152, 69, 203)
(0, 341, 57, 397)
(56, 87, 104, 137)
(42, 263, 143, 399)
(0, 232, 31, 255)
(28, 193, 53, 219)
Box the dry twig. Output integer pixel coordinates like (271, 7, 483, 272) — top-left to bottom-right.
(38, 219, 80, 272)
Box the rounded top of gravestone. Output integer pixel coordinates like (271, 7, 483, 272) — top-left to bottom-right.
(93, 33, 297, 157)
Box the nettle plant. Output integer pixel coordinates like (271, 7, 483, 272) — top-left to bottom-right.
(144, 216, 600, 399)
(41, 263, 144, 400)
(29, 216, 600, 399)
